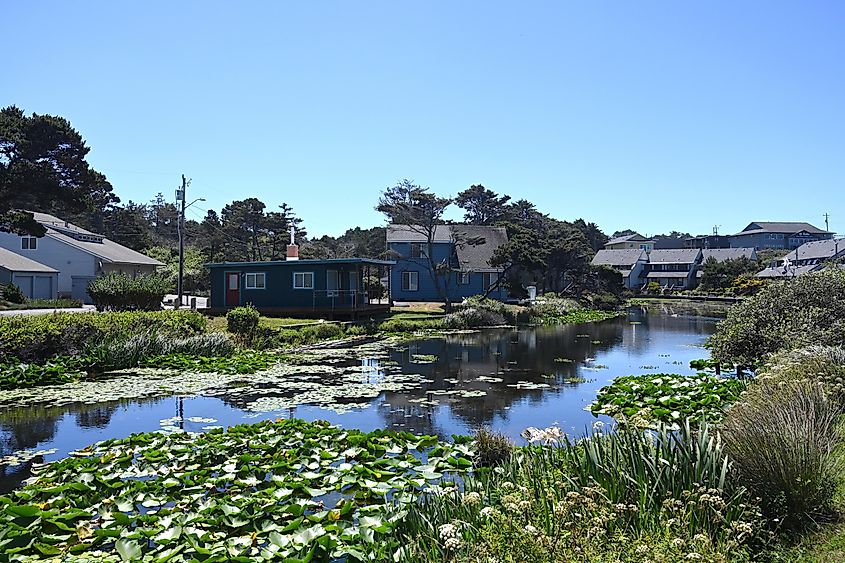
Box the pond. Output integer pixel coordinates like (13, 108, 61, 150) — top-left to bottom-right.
(0, 305, 723, 493)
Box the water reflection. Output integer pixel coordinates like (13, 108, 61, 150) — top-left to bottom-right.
(0, 308, 723, 492)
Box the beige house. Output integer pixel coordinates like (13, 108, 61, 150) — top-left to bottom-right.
(605, 233, 655, 252)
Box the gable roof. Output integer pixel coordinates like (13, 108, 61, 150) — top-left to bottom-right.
(647, 249, 702, 264)
(0, 247, 58, 273)
(386, 224, 454, 243)
(756, 264, 820, 278)
(31, 211, 163, 266)
(606, 233, 652, 245)
(782, 238, 845, 262)
(701, 248, 757, 262)
(453, 226, 508, 271)
(736, 221, 830, 236)
(591, 249, 646, 267)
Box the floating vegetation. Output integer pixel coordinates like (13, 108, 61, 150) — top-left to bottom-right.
(0, 447, 58, 469)
(560, 376, 587, 384)
(410, 354, 438, 364)
(476, 375, 503, 383)
(639, 364, 660, 370)
(553, 357, 573, 363)
(0, 419, 473, 561)
(589, 373, 746, 428)
(506, 381, 551, 390)
(591, 340, 602, 344)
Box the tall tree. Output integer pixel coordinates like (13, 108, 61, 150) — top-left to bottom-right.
(377, 180, 456, 309)
(0, 105, 118, 234)
(455, 184, 511, 225)
(572, 218, 609, 252)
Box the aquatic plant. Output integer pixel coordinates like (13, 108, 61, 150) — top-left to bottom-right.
(0, 419, 473, 561)
(590, 373, 745, 427)
(473, 427, 513, 467)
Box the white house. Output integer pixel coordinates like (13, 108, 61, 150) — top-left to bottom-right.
(0, 212, 163, 303)
(591, 249, 648, 289)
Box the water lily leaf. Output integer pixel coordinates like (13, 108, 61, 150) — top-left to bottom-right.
(115, 538, 142, 561)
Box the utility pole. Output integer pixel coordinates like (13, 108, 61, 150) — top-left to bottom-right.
(824, 213, 830, 232)
(176, 175, 187, 309)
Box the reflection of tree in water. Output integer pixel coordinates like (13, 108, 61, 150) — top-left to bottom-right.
(75, 404, 119, 429)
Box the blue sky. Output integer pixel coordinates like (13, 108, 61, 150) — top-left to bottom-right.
(5, 1, 844, 237)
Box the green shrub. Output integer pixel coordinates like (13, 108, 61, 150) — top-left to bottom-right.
(646, 281, 661, 294)
(708, 269, 845, 366)
(226, 305, 260, 335)
(590, 292, 621, 311)
(762, 346, 845, 405)
(453, 296, 518, 324)
(87, 273, 172, 311)
(25, 298, 83, 309)
(721, 378, 844, 528)
(473, 427, 512, 467)
(442, 307, 506, 329)
(83, 331, 236, 371)
(2, 283, 26, 304)
(275, 322, 345, 346)
(377, 318, 443, 333)
(0, 310, 207, 362)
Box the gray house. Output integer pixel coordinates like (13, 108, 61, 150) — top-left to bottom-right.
(645, 249, 703, 290)
(0, 212, 163, 303)
(757, 238, 845, 278)
(730, 222, 833, 250)
(591, 249, 648, 289)
(697, 248, 758, 282)
(0, 247, 59, 300)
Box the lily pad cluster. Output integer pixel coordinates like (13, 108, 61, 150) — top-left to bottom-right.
(0, 419, 473, 561)
(589, 373, 746, 427)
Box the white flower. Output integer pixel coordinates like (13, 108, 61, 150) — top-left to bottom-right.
(525, 524, 539, 535)
(480, 506, 496, 518)
(462, 491, 482, 506)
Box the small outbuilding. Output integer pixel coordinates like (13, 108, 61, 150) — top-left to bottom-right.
(0, 247, 59, 300)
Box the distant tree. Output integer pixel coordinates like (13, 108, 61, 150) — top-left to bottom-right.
(699, 256, 761, 291)
(455, 184, 511, 225)
(146, 193, 180, 243)
(377, 180, 457, 309)
(144, 245, 208, 293)
(572, 218, 609, 252)
(611, 229, 638, 239)
(102, 202, 154, 250)
(221, 198, 268, 261)
(0, 105, 118, 235)
(504, 199, 546, 229)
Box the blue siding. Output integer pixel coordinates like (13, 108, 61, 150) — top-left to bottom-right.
(389, 242, 508, 302)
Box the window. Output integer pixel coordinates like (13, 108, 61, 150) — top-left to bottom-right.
(401, 271, 419, 291)
(21, 237, 37, 250)
(245, 272, 266, 289)
(482, 272, 497, 289)
(457, 272, 470, 285)
(293, 272, 314, 289)
(410, 243, 428, 259)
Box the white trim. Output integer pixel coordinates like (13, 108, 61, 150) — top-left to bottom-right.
(293, 271, 314, 289)
(245, 272, 266, 290)
(401, 271, 419, 292)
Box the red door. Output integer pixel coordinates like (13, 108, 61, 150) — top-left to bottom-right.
(226, 272, 240, 307)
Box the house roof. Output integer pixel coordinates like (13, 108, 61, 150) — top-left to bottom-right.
(756, 264, 820, 278)
(701, 248, 757, 262)
(735, 221, 831, 236)
(591, 249, 646, 267)
(647, 249, 702, 264)
(205, 258, 396, 268)
(30, 211, 163, 266)
(606, 233, 652, 245)
(0, 247, 58, 273)
(782, 238, 845, 262)
(386, 224, 508, 271)
(646, 272, 692, 278)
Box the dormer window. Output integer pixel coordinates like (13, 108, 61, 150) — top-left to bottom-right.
(21, 236, 37, 250)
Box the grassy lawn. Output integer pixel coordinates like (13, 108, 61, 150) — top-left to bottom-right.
(391, 302, 446, 314)
(771, 523, 845, 562)
(207, 315, 321, 332)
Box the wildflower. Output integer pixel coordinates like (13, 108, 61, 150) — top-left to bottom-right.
(525, 524, 539, 535)
(462, 492, 482, 506)
(693, 533, 708, 543)
(685, 553, 702, 561)
(501, 481, 515, 491)
(636, 545, 649, 555)
(480, 506, 496, 519)
(671, 538, 685, 549)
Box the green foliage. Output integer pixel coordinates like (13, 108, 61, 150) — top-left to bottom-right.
(83, 331, 236, 371)
(0, 310, 207, 363)
(20, 298, 82, 309)
(589, 291, 622, 311)
(473, 427, 513, 467)
(87, 273, 172, 311)
(762, 346, 845, 404)
(140, 349, 278, 374)
(144, 245, 209, 293)
(275, 322, 345, 345)
(454, 184, 511, 225)
(377, 317, 443, 333)
(226, 304, 260, 335)
(1, 282, 26, 303)
(721, 378, 844, 528)
(395, 423, 763, 562)
(0, 419, 473, 561)
(646, 281, 662, 294)
(0, 359, 81, 389)
(708, 269, 845, 366)
(699, 256, 761, 292)
(590, 373, 746, 427)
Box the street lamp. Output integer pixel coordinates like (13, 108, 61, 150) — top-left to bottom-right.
(175, 174, 205, 308)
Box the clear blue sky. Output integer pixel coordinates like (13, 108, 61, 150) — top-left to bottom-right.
(5, 1, 844, 237)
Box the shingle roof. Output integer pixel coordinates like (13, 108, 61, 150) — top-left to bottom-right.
(0, 247, 58, 273)
(386, 225, 454, 243)
(736, 221, 830, 236)
(782, 238, 845, 262)
(647, 249, 702, 264)
(591, 249, 646, 267)
(386, 225, 508, 271)
(646, 272, 692, 278)
(30, 211, 163, 266)
(701, 248, 757, 262)
(756, 264, 820, 278)
(606, 233, 651, 245)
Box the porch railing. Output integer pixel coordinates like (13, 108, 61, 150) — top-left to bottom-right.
(311, 289, 385, 310)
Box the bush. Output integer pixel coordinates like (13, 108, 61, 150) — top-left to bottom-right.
(442, 307, 506, 329)
(87, 273, 171, 311)
(762, 346, 845, 405)
(226, 305, 260, 335)
(453, 295, 518, 324)
(0, 310, 207, 362)
(721, 378, 844, 527)
(275, 322, 345, 346)
(589, 292, 621, 311)
(646, 281, 661, 294)
(377, 318, 443, 333)
(708, 269, 845, 366)
(473, 427, 512, 467)
(2, 283, 26, 304)
(83, 331, 236, 370)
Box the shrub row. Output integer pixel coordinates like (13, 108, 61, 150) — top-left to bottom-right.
(0, 310, 207, 362)
(87, 273, 172, 311)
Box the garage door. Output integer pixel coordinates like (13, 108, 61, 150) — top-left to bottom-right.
(11, 274, 34, 298)
(33, 276, 53, 300)
(72, 276, 96, 304)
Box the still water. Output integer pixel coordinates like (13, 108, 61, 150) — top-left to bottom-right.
(0, 305, 721, 492)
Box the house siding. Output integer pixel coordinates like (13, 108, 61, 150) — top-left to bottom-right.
(0, 232, 97, 296)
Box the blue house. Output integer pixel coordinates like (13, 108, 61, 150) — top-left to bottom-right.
(206, 253, 394, 318)
(729, 222, 833, 251)
(386, 224, 509, 302)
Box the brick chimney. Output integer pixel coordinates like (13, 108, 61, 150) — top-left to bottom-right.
(286, 226, 299, 260)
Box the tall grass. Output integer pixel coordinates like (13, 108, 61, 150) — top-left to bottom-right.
(83, 331, 236, 370)
(721, 377, 844, 527)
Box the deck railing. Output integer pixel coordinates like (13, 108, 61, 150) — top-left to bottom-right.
(311, 289, 384, 310)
